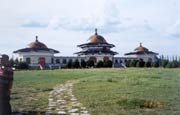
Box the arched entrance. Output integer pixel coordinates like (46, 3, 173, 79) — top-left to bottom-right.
(103, 56, 109, 62)
(89, 56, 97, 63)
(26, 57, 31, 64)
(38, 57, 45, 67)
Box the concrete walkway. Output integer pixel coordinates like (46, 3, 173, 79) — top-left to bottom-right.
(46, 81, 90, 115)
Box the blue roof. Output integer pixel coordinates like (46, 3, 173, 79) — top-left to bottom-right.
(125, 51, 158, 55)
(75, 49, 118, 55)
(78, 42, 115, 48)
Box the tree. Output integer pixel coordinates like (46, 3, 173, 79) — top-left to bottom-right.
(145, 61, 152, 68)
(9, 58, 15, 67)
(86, 60, 94, 68)
(67, 60, 72, 68)
(171, 61, 178, 68)
(16, 62, 29, 70)
(96, 61, 104, 68)
(152, 61, 159, 68)
(162, 59, 168, 68)
(72, 60, 80, 68)
(165, 62, 173, 68)
(104, 60, 113, 68)
(81, 60, 86, 68)
(13, 58, 19, 68)
(125, 60, 131, 67)
(136, 59, 145, 67)
(129, 60, 137, 67)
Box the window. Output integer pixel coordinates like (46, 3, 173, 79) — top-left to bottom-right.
(51, 58, 54, 64)
(120, 60, 123, 63)
(56, 59, 60, 64)
(63, 59, 67, 64)
(69, 59, 72, 62)
(103, 56, 109, 62)
(38, 57, 45, 66)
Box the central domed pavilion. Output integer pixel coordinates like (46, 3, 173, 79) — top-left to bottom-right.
(75, 29, 118, 63)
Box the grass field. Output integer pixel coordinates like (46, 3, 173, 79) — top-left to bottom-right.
(11, 68, 180, 115)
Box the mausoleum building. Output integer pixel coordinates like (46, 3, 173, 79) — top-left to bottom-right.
(13, 29, 159, 69)
(75, 29, 118, 64)
(124, 43, 158, 62)
(13, 36, 60, 69)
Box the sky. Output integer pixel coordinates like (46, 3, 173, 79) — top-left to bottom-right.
(1, 0, 180, 57)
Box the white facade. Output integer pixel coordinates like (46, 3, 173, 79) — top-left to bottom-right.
(17, 51, 55, 64)
(125, 54, 158, 62)
(124, 43, 159, 63)
(85, 54, 113, 62)
(14, 36, 159, 69)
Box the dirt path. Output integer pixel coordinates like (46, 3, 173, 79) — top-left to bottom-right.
(46, 81, 90, 115)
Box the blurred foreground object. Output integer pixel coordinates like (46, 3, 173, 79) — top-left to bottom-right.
(0, 54, 13, 115)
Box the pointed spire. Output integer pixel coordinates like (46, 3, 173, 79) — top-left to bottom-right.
(95, 28, 98, 35)
(35, 35, 38, 42)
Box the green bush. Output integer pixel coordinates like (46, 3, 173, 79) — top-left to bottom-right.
(81, 60, 86, 68)
(86, 60, 95, 67)
(162, 59, 168, 68)
(136, 59, 145, 67)
(129, 60, 137, 67)
(171, 61, 179, 68)
(165, 62, 173, 68)
(125, 60, 131, 67)
(116, 98, 146, 109)
(165, 61, 179, 68)
(152, 61, 159, 68)
(72, 60, 80, 68)
(16, 62, 29, 70)
(145, 61, 152, 68)
(96, 61, 104, 68)
(67, 61, 72, 68)
(103, 60, 113, 68)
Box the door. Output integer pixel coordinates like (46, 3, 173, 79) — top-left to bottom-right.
(38, 57, 45, 66)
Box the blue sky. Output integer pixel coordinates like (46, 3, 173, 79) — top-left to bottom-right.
(1, 0, 180, 57)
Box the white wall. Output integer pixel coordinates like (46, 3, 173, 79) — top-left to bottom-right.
(17, 51, 55, 64)
(125, 54, 158, 62)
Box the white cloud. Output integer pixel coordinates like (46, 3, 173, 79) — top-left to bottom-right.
(22, 20, 48, 28)
(167, 20, 180, 38)
(0, 0, 180, 57)
(46, 0, 122, 33)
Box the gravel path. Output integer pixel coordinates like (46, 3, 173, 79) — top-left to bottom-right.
(46, 81, 90, 115)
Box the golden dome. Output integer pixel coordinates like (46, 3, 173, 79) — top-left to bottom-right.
(135, 43, 149, 52)
(88, 28, 107, 43)
(28, 36, 48, 49)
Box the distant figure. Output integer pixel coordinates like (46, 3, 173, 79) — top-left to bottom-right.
(0, 54, 13, 115)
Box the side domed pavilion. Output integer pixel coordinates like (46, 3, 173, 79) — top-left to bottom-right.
(13, 36, 59, 69)
(75, 29, 118, 63)
(124, 43, 158, 62)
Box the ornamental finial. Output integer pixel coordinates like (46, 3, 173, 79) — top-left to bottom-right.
(95, 28, 98, 35)
(140, 42, 142, 47)
(35, 35, 38, 42)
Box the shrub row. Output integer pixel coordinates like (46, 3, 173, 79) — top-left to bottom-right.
(65, 60, 113, 68)
(125, 59, 180, 68)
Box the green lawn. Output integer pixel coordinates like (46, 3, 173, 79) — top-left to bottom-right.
(11, 68, 180, 115)
(11, 69, 87, 111)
